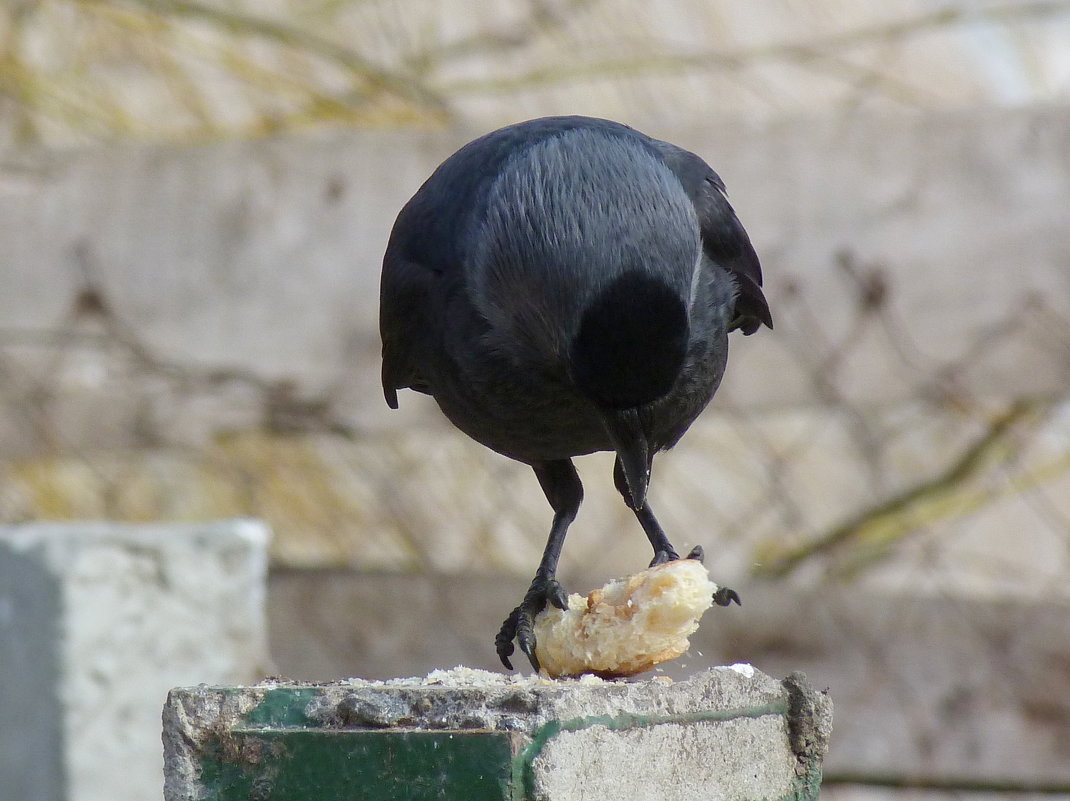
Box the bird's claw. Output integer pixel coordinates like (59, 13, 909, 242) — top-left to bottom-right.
(650, 544, 704, 566)
(649, 548, 679, 567)
(547, 579, 568, 611)
(496, 577, 567, 672)
(494, 607, 520, 670)
(714, 586, 742, 607)
(649, 544, 734, 606)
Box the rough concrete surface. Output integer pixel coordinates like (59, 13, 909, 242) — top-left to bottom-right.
(0, 520, 271, 801)
(163, 666, 831, 801)
(532, 716, 793, 801)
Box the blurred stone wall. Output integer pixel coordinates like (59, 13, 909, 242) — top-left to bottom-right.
(2, 107, 1067, 591)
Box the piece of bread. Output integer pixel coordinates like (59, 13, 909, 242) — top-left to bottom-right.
(533, 559, 716, 679)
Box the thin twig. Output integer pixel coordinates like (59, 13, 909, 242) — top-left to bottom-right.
(79, 0, 450, 113)
(753, 398, 1052, 578)
(438, 0, 1070, 95)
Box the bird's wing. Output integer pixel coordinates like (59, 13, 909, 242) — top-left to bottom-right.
(379, 241, 435, 408)
(651, 141, 772, 334)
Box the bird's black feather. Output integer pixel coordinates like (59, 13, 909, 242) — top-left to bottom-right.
(649, 139, 772, 334)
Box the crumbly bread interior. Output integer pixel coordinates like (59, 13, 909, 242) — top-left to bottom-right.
(533, 559, 715, 679)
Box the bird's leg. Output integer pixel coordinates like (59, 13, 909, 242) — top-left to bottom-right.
(496, 459, 583, 672)
(636, 503, 680, 566)
(613, 456, 741, 606)
(613, 455, 679, 565)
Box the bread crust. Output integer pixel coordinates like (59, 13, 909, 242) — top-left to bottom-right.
(533, 559, 715, 678)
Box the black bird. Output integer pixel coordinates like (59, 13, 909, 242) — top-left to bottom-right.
(380, 116, 771, 672)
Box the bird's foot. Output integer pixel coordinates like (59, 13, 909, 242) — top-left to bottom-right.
(496, 576, 568, 672)
(649, 544, 704, 567)
(648, 548, 679, 567)
(649, 544, 738, 606)
(714, 586, 742, 607)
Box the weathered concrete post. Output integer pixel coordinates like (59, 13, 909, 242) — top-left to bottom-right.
(0, 520, 270, 801)
(163, 665, 831, 801)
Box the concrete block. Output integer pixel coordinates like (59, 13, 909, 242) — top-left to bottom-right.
(163, 666, 831, 801)
(0, 520, 271, 801)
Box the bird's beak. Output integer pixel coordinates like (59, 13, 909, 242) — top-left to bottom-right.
(602, 408, 649, 510)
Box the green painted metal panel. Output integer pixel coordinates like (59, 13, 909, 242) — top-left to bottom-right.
(199, 729, 518, 801)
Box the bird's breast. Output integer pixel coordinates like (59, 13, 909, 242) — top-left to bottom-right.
(426, 328, 726, 464)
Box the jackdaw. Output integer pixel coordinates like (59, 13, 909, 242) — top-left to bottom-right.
(380, 116, 771, 672)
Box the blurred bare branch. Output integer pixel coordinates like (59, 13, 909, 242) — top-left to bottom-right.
(753, 398, 1059, 578)
(436, 1, 1070, 99)
(2, 0, 1069, 145)
(92, 0, 449, 111)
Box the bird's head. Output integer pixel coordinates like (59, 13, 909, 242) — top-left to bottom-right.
(568, 270, 689, 411)
(471, 129, 703, 508)
(568, 270, 691, 509)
